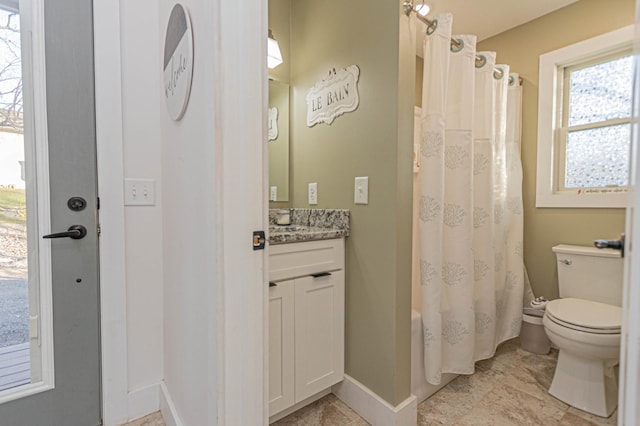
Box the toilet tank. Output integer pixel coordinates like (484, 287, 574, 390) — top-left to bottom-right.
(552, 244, 623, 306)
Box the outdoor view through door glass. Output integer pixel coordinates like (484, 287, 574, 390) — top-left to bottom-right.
(0, 7, 29, 392)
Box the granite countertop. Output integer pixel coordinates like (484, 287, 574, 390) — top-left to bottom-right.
(268, 209, 350, 245)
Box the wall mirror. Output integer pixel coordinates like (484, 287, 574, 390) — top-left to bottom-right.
(269, 80, 289, 202)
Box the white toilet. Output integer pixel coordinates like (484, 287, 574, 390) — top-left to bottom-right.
(543, 244, 623, 418)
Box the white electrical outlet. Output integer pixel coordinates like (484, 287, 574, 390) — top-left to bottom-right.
(124, 178, 156, 206)
(270, 186, 278, 201)
(308, 182, 318, 205)
(354, 176, 369, 204)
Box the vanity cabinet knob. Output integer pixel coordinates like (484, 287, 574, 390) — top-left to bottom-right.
(311, 272, 332, 278)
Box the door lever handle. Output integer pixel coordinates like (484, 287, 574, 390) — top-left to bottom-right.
(594, 239, 622, 249)
(43, 225, 87, 240)
(594, 233, 625, 257)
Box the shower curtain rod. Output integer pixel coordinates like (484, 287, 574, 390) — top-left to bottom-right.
(403, 1, 523, 86)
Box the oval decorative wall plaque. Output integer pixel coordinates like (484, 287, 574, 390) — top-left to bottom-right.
(306, 65, 360, 127)
(163, 3, 193, 121)
(268, 107, 279, 141)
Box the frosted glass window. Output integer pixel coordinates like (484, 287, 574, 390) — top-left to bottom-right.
(568, 56, 633, 127)
(557, 50, 632, 192)
(536, 25, 634, 208)
(565, 124, 629, 188)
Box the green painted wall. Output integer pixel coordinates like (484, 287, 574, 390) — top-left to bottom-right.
(289, 0, 414, 406)
(268, 0, 291, 84)
(477, 0, 632, 299)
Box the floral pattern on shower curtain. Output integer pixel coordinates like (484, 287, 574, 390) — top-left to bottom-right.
(416, 13, 525, 385)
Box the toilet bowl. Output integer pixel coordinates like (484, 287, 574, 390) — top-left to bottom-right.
(543, 245, 623, 418)
(543, 298, 621, 417)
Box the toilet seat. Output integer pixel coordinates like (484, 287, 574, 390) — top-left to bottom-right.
(545, 298, 621, 335)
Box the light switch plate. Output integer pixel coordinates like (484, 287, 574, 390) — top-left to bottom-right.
(270, 186, 277, 201)
(354, 176, 368, 204)
(124, 178, 156, 206)
(308, 182, 318, 205)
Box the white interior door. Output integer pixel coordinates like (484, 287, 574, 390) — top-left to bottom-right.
(0, 0, 101, 423)
(618, 2, 640, 423)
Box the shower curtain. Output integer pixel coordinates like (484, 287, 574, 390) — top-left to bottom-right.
(416, 13, 525, 385)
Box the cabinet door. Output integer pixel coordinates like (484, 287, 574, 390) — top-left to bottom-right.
(269, 280, 295, 416)
(294, 271, 345, 402)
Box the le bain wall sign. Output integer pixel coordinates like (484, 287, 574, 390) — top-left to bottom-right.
(164, 4, 194, 121)
(306, 65, 360, 127)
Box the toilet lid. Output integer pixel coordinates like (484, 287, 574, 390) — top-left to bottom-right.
(545, 298, 621, 333)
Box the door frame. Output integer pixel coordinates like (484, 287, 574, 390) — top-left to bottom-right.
(93, 0, 128, 424)
(93, 0, 268, 425)
(619, 1, 640, 422)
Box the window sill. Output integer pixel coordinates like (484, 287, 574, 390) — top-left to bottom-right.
(535, 190, 627, 208)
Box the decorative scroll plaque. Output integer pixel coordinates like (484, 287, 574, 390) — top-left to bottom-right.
(268, 107, 279, 141)
(306, 65, 360, 126)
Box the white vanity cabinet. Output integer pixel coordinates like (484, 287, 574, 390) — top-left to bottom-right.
(268, 279, 295, 415)
(268, 238, 345, 418)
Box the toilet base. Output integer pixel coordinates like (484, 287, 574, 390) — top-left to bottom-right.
(549, 350, 618, 418)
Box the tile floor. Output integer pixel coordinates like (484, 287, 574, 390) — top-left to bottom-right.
(415, 338, 617, 426)
(271, 393, 368, 426)
(123, 339, 618, 426)
(122, 411, 164, 426)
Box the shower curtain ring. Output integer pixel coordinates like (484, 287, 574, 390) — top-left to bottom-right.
(426, 19, 438, 35)
(450, 38, 464, 53)
(402, 0, 413, 16)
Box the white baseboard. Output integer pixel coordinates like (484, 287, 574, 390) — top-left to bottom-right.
(332, 375, 417, 426)
(159, 381, 184, 426)
(127, 383, 160, 422)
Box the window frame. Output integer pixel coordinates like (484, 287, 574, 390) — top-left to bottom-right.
(536, 25, 634, 208)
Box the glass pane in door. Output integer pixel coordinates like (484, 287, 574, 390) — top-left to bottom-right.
(0, 6, 30, 393)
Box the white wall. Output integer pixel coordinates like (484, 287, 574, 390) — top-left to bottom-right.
(120, 1, 164, 403)
(158, 0, 219, 424)
(114, 0, 266, 423)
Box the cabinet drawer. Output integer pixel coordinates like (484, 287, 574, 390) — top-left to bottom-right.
(269, 239, 344, 282)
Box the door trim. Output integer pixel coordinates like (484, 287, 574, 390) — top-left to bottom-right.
(619, 5, 640, 421)
(93, 0, 128, 424)
(26, 0, 55, 398)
